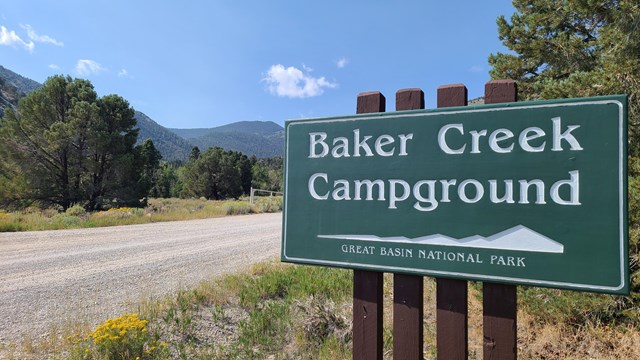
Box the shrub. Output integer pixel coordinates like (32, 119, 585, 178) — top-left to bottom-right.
(252, 196, 283, 213)
(97, 207, 144, 218)
(65, 204, 87, 217)
(296, 296, 350, 346)
(223, 201, 252, 215)
(67, 313, 168, 360)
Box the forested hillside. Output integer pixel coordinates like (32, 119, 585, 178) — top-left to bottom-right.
(169, 120, 284, 158)
(0, 65, 41, 94)
(0, 68, 284, 210)
(134, 111, 193, 162)
(0, 78, 19, 118)
(0, 66, 42, 118)
(170, 120, 282, 138)
(0, 66, 284, 160)
(189, 131, 283, 158)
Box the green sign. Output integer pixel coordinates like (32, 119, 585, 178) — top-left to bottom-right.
(281, 96, 628, 294)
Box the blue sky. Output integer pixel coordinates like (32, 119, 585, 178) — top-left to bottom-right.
(1, 1, 515, 129)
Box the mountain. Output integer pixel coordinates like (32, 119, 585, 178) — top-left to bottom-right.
(319, 225, 565, 253)
(170, 120, 283, 139)
(0, 65, 283, 160)
(169, 121, 284, 158)
(0, 65, 41, 94)
(134, 112, 194, 162)
(0, 78, 19, 118)
(0, 65, 42, 118)
(207, 120, 284, 136)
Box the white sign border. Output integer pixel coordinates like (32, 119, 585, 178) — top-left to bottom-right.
(281, 98, 627, 293)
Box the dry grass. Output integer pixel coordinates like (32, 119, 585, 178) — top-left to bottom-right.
(0, 196, 282, 232)
(1, 320, 92, 360)
(382, 280, 640, 360)
(5, 260, 640, 359)
(517, 310, 640, 359)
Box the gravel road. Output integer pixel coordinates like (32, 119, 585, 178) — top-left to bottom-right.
(0, 213, 282, 347)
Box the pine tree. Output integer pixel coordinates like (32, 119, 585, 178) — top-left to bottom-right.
(489, 0, 640, 155)
(0, 76, 140, 210)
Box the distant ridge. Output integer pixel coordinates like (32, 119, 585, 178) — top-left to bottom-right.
(168, 121, 284, 158)
(134, 112, 194, 162)
(0, 65, 41, 94)
(319, 225, 564, 253)
(0, 65, 42, 118)
(0, 65, 284, 161)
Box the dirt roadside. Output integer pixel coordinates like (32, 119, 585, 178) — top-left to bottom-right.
(0, 212, 282, 347)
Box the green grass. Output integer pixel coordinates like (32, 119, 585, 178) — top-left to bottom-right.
(5, 259, 640, 359)
(61, 262, 353, 360)
(0, 196, 283, 232)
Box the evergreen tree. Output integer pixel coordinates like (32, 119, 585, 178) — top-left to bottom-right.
(189, 146, 201, 161)
(490, 0, 640, 306)
(489, 0, 640, 154)
(251, 156, 283, 192)
(180, 147, 248, 200)
(0, 75, 140, 210)
(152, 162, 181, 198)
(136, 139, 162, 200)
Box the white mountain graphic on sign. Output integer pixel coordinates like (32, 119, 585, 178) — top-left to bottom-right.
(318, 225, 564, 253)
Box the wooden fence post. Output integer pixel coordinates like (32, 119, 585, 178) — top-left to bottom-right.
(393, 88, 425, 360)
(353, 91, 386, 360)
(483, 79, 518, 360)
(436, 84, 469, 360)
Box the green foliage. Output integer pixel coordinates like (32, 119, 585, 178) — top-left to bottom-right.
(491, 0, 640, 328)
(236, 264, 352, 309)
(219, 263, 352, 358)
(251, 156, 283, 192)
(180, 147, 252, 200)
(0, 75, 144, 211)
(489, 0, 640, 154)
(135, 139, 163, 203)
(65, 204, 87, 217)
(150, 162, 181, 198)
(189, 146, 200, 161)
(0, 159, 30, 209)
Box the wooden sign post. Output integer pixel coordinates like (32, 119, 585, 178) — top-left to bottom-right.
(352, 91, 386, 360)
(436, 84, 469, 360)
(281, 80, 628, 359)
(393, 89, 425, 360)
(482, 80, 518, 360)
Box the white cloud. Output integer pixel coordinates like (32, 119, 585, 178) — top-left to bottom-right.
(263, 64, 337, 98)
(0, 25, 34, 52)
(48, 64, 60, 70)
(117, 68, 129, 77)
(75, 59, 107, 76)
(336, 57, 348, 69)
(20, 24, 63, 46)
(469, 65, 484, 73)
